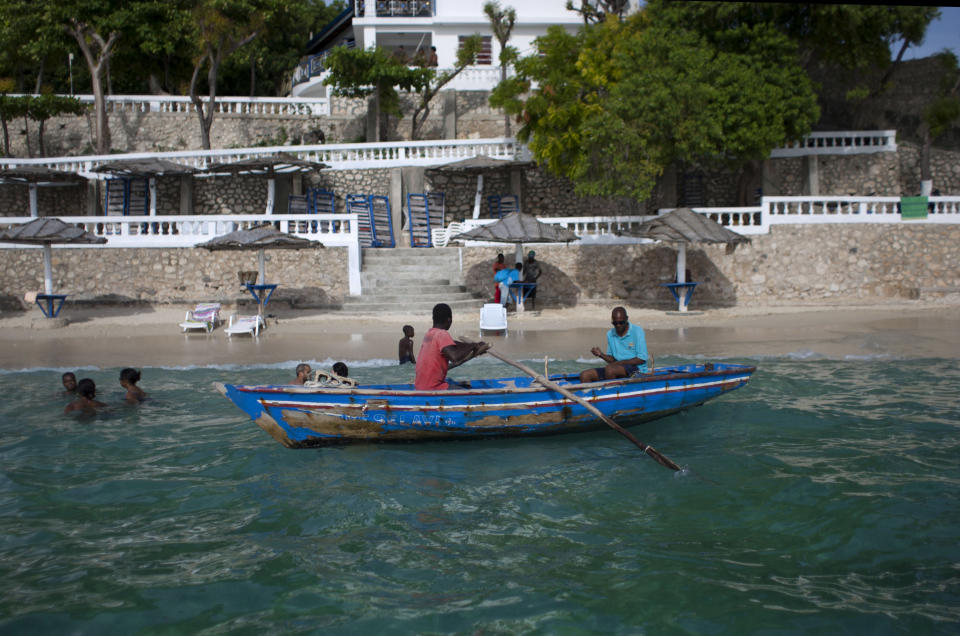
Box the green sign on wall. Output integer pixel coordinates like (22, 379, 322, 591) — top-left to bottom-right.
(900, 196, 928, 220)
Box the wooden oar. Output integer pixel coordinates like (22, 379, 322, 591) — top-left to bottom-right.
(476, 343, 682, 471)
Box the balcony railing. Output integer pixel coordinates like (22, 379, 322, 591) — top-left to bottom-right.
(769, 131, 897, 157)
(355, 0, 434, 17)
(7, 93, 330, 117)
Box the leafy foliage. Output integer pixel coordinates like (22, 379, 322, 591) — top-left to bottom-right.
(491, 11, 819, 202)
(410, 35, 482, 140)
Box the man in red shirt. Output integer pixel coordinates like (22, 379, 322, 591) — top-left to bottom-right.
(415, 303, 489, 390)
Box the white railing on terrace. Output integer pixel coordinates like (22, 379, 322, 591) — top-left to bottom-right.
(8, 94, 330, 117)
(0, 137, 521, 174)
(0, 214, 362, 295)
(769, 130, 897, 157)
(294, 65, 506, 92)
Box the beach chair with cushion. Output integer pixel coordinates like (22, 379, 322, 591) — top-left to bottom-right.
(179, 303, 222, 333)
(224, 313, 264, 338)
(479, 303, 508, 335)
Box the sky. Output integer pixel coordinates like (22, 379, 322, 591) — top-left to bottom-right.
(895, 6, 959, 60)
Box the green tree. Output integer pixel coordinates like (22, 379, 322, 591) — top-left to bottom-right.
(483, 1, 517, 137)
(565, 0, 630, 25)
(26, 93, 86, 156)
(920, 52, 960, 189)
(0, 92, 29, 156)
(410, 35, 482, 140)
(491, 11, 819, 202)
(188, 0, 268, 149)
(323, 45, 429, 142)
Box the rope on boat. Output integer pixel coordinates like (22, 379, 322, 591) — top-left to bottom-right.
(304, 369, 358, 388)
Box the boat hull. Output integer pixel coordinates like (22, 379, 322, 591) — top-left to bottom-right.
(216, 363, 754, 448)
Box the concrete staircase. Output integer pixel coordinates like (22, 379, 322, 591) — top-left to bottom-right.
(339, 247, 486, 314)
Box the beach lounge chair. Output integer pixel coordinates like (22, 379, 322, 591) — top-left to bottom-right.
(224, 313, 264, 338)
(479, 303, 508, 335)
(179, 302, 222, 333)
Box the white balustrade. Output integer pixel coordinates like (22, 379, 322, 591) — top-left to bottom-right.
(770, 131, 897, 157)
(0, 137, 521, 174)
(7, 94, 331, 117)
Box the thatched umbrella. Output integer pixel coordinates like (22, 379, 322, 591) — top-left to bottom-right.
(426, 155, 534, 219)
(196, 223, 322, 316)
(202, 153, 329, 214)
(618, 207, 751, 312)
(0, 166, 87, 217)
(0, 217, 106, 317)
(92, 158, 197, 216)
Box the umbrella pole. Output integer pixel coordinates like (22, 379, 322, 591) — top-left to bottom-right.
(29, 184, 38, 218)
(43, 244, 54, 295)
(676, 243, 687, 312)
(258, 249, 266, 286)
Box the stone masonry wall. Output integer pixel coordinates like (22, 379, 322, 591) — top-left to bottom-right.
(458, 223, 960, 308)
(0, 246, 349, 309)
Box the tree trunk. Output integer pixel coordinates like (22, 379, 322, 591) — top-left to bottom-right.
(66, 21, 116, 155)
(920, 125, 932, 184)
(38, 120, 46, 157)
(500, 64, 510, 137)
(23, 117, 32, 157)
(250, 52, 256, 98)
(1, 119, 9, 156)
(34, 56, 46, 94)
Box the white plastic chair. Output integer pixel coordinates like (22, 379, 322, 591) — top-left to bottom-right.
(479, 303, 507, 335)
(179, 303, 222, 333)
(224, 313, 264, 338)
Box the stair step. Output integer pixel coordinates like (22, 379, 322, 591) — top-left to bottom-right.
(343, 291, 479, 304)
(334, 298, 486, 314)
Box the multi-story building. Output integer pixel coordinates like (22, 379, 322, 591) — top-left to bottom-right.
(291, 0, 596, 97)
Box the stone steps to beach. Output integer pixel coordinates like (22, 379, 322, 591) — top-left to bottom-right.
(337, 247, 486, 315)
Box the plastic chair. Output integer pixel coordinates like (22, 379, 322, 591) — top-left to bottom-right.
(224, 313, 264, 338)
(479, 303, 508, 335)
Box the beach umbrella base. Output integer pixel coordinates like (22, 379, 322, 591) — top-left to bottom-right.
(30, 316, 69, 330)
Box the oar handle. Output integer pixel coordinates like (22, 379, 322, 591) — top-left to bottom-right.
(479, 345, 681, 471)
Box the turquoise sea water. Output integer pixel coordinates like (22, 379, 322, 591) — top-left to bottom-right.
(1, 356, 958, 634)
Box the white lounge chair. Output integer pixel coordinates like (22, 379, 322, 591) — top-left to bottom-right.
(224, 313, 264, 338)
(479, 303, 508, 335)
(179, 303, 222, 333)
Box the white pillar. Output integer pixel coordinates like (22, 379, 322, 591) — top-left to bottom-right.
(266, 178, 276, 214)
(149, 177, 157, 216)
(676, 243, 687, 312)
(43, 244, 53, 295)
(472, 174, 484, 219)
(29, 184, 38, 217)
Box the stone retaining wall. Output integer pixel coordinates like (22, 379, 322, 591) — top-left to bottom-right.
(3, 223, 954, 314)
(0, 246, 349, 310)
(458, 223, 960, 308)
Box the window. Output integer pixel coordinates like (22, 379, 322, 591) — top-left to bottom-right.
(459, 35, 492, 65)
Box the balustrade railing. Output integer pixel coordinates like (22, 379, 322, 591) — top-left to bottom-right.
(769, 130, 897, 157)
(764, 196, 960, 224)
(0, 137, 521, 174)
(8, 94, 330, 117)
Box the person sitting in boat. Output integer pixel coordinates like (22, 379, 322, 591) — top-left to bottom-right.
(579, 307, 652, 383)
(292, 363, 312, 385)
(415, 303, 489, 390)
(398, 325, 416, 365)
(333, 362, 349, 378)
(64, 378, 107, 415)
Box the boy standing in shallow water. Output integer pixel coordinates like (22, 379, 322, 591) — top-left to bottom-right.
(398, 325, 416, 365)
(120, 368, 147, 404)
(65, 378, 107, 415)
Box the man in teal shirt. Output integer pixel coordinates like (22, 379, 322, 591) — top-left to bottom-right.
(579, 306, 652, 382)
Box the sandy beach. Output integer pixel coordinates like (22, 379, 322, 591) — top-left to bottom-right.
(1, 298, 958, 369)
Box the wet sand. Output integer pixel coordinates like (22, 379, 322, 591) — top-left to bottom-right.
(1, 299, 958, 369)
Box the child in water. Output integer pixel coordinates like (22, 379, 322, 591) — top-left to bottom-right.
(120, 368, 147, 403)
(398, 325, 416, 365)
(64, 378, 107, 415)
(332, 362, 349, 378)
(61, 371, 78, 395)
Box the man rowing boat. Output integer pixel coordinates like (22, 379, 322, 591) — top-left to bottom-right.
(415, 303, 489, 390)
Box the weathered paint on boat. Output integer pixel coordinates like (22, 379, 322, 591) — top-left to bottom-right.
(216, 363, 755, 448)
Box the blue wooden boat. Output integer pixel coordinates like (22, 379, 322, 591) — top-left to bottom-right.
(216, 362, 755, 448)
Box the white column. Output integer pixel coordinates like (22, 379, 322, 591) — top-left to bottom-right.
(266, 178, 276, 214)
(29, 184, 38, 217)
(149, 177, 157, 216)
(43, 244, 53, 294)
(472, 174, 484, 219)
(676, 243, 687, 312)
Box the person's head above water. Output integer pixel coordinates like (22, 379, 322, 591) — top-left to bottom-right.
(76, 378, 97, 399)
(62, 372, 77, 392)
(120, 368, 141, 386)
(332, 362, 348, 377)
